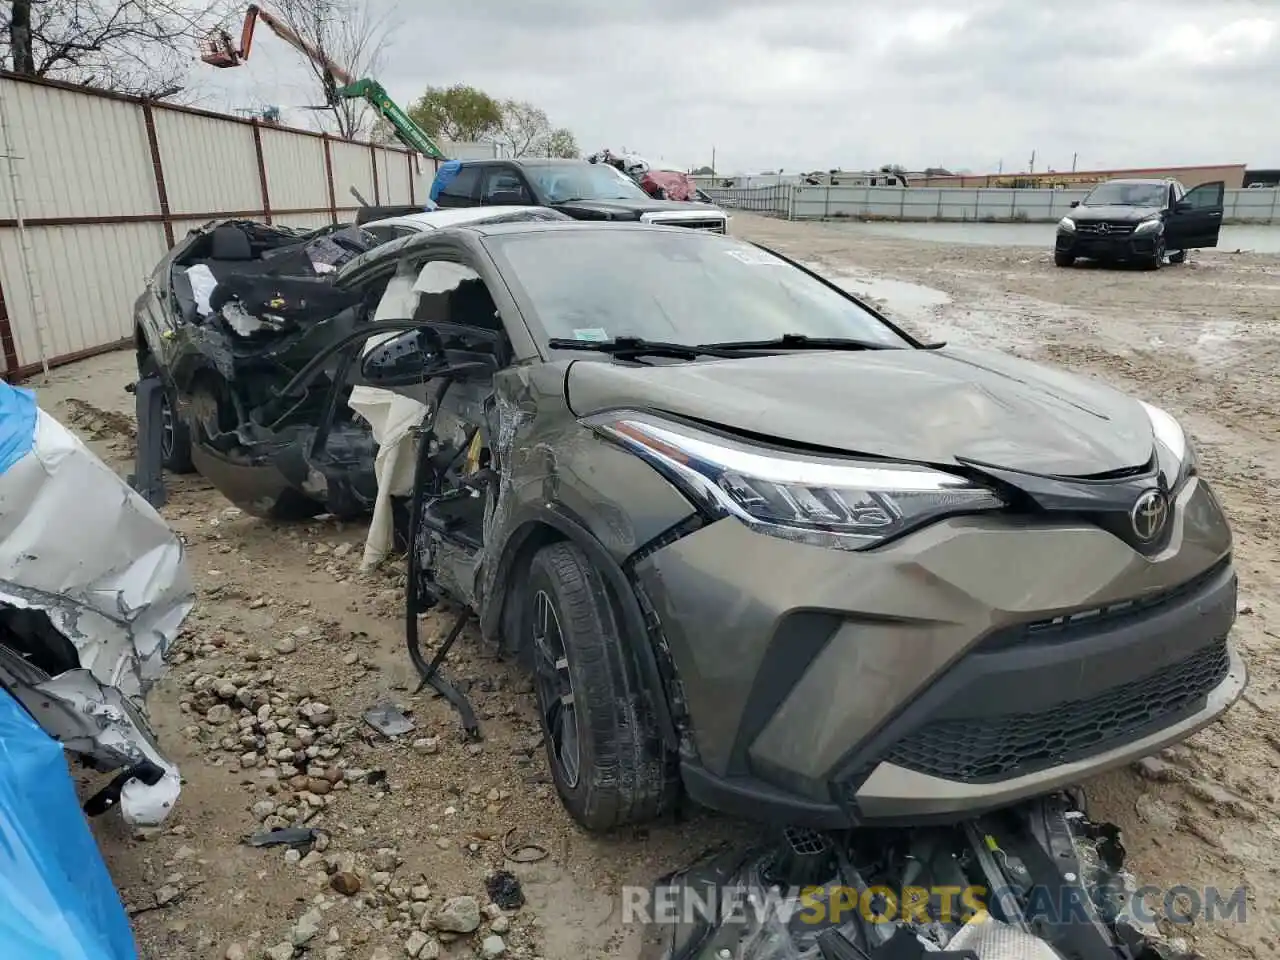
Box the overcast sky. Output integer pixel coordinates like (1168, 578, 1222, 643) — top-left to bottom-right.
(191, 0, 1280, 175)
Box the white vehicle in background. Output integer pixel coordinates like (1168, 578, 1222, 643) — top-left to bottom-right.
(358, 205, 571, 243)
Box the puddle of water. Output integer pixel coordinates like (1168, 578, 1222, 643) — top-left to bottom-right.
(832, 273, 952, 312)
(806, 260, 952, 319)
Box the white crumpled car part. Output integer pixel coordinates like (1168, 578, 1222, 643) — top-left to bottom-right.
(0, 383, 193, 826)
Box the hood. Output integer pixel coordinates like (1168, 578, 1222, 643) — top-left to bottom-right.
(1069, 204, 1162, 222)
(554, 198, 724, 220)
(564, 345, 1156, 477)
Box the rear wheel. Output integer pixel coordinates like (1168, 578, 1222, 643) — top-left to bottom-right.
(525, 541, 678, 831)
(1054, 251, 1075, 268)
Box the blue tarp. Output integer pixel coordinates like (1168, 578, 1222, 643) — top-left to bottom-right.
(429, 159, 463, 203)
(0, 381, 37, 476)
(0, 687, 138, 959)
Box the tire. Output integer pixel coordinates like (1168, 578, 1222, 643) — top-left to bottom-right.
(1144, 238, 1165, 271)
(525, 541, 679, 831)
(1168, 249, 1187, 264)
(1054, 251, 1075, 268)
(139, 357, 195, 474)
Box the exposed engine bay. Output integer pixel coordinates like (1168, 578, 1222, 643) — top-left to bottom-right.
(640, 794, 1194, 960)
(148, 219, 385, 519)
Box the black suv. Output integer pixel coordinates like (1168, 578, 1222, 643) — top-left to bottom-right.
(1054, 177, 1225, 269)
(429, 158, 729, 233)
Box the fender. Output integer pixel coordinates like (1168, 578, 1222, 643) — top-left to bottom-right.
(483, 502, 680, 750)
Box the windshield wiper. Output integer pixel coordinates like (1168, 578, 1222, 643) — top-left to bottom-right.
(547, 336, 745, 360)
(698, 333, 899, 351)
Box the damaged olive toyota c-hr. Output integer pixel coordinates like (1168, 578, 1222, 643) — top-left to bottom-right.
(268, 220, 1245, 833)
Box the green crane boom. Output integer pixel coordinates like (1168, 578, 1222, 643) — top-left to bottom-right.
(333, 79, 444, 160)
(201, 4, 446, 161)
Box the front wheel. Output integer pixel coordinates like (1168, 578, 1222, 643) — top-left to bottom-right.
(1054, 251, 1075, 268)
(1144, 238, 1166, 271)
(525, 541, 679, 831)
(140, 357, 195, 474)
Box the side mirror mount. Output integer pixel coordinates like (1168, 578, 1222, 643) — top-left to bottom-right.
(361, 330, 436, 387)
(1174, 200, 1192, 214)
(360, 329, 497, 388)
(1069, 200, 1079, 208)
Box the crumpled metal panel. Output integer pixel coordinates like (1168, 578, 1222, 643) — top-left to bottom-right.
(0, 383, 192, 825)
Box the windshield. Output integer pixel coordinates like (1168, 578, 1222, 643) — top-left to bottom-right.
(485, 229, 910, 350)
(524, 163, 651, 203)
(1082, 181, 1168, 208)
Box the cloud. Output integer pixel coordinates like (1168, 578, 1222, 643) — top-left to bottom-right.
(190, 0, 1280, 175)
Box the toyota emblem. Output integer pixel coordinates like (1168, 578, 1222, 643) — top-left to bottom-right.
(1131, 489, 1169, 542)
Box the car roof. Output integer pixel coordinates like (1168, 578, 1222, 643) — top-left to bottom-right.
(461, 219, 719, 239)
(335, 219, 734, 286)
(361, 206, 555, 230)
(457, 157, 588, 168)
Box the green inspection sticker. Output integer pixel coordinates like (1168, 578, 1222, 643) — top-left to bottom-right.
(572, 328, 610, 341)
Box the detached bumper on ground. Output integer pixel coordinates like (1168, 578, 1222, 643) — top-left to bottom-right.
(635, 476, 1243, 827)
(0, 383, 193, 826)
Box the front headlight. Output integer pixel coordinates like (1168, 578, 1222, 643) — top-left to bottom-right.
(588, 413, 1005, 550)
(1133, 218, 1163, 235)
(1058, 216, 1076, 232)
(1140, 401, 1196, 487)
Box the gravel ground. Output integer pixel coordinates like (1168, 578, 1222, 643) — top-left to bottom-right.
(29, 212, 1280, 960)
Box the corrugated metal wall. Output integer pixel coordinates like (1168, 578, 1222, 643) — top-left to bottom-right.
(0, 72, 435, 379)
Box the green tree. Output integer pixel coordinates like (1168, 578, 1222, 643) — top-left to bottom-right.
(693, 165, 714, 175)
(538, 127, 579, 159)
(408, 84, 503, 142)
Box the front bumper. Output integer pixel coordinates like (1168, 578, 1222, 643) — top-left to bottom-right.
(1056, 228, 1160, 260)
(633, 476, 1243, 826)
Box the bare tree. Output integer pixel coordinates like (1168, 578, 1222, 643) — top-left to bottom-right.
(2, 0, 231, 99)
(262, 0, 396, 139)
(495, 99, 552, 158)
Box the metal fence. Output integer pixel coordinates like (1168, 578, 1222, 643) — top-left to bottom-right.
(0, 72, 442, 380)
(706, 184, 1280, 226)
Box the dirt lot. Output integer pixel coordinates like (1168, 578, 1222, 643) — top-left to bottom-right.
(29, 212, 1280, 960)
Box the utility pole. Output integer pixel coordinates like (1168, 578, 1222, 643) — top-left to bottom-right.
(711, 146, 716, 176)
(1071, 152, 1078, 172)
(1028, 149, 1036, 174)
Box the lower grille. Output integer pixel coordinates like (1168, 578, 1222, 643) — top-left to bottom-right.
(979, 559, 1231, 652)
(646, 217, 727, 233)
(881, 640, 1231, 784)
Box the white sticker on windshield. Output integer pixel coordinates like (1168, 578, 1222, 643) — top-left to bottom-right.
(572, 327, 610, 341)
(724, 247, 778, 265)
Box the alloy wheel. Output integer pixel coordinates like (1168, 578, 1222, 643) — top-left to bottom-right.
(532, 589, 581, 788)
(159, 391, 175, 461)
